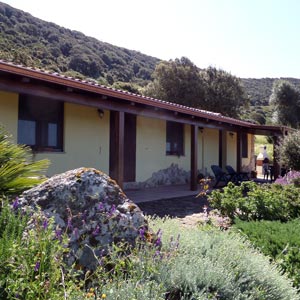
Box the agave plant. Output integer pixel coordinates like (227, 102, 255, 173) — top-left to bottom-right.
(0, 126, 49, 196)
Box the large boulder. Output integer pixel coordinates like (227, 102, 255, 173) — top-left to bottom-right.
(18, 168, 149, 270)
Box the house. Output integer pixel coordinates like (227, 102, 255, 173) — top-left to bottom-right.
(0, 60, 289, 191)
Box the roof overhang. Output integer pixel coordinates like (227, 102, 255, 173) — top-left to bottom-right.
(0, 60, 290, 136)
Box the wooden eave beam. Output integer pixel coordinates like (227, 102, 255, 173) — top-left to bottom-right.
(0, 76, 251, 132)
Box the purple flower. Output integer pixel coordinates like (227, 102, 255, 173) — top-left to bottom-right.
(12, 197, 19, 210)
(155, 237, 162, 248)
(43, 219, 48, 230)
(139, 227, 145, 240)
(153, 250, 163, 260)
(110, 204, 116, 214)
(67, 217, 73, 230)
(55, 229, 62, 241)
(97, 202, 104, 211)
(92, 225, 100, 236)
(34, 261, 40, 272)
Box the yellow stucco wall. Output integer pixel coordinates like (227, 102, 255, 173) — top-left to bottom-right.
(202, 128, 219, 176)
(135, 116, 191, 182)
(0, 89, 253, 181)
(0, 91, 19, 141)
(35, 103, 110, 176)
(227, 132, 237, 169)
(242, 133, 255, 172)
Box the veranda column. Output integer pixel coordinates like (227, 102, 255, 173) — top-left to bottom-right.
(190, 124, 198, 191)
(109, 111, 125, 189)
(273, 136, 280, 180)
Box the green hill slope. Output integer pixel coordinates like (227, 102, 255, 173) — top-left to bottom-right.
(0, 2, 160, 86)
(1, 1, 300, 108)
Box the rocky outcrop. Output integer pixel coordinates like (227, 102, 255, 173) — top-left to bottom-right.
(18, 168, 149, 270)
(124, 163, 190, 190)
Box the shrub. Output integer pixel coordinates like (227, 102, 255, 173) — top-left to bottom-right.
(149, 218, 298, 299)
(1, 202, 298, 299)
(0, 126, 49, 196)
(209, 181, 300, 221)
(0, 198, 84, 300)
(234, 218, 300, 288)
(278, 130, 300, 170)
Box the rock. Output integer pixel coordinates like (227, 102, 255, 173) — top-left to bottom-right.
(19, 167, 149, 270)
(124, 163, 190, 190)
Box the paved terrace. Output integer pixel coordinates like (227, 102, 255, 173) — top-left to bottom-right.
(125, 177, 270, 204)
(124, 184, 200, 204)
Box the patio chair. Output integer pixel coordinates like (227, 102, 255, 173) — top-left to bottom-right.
(211, 165, 230, 187)
(225, 165, 249, 184)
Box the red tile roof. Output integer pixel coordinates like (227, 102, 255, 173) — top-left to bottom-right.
(0, 59, 288, 133)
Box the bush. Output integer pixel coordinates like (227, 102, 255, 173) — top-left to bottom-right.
(234, 218, 300, 288)
(1, 206, 298, 299)
(209, 181, 300, 221)
(278, 130, 300, 170)
(149, 218, 298, 299)
(0, 198, 86, 300)
(0, 126, 49, 196)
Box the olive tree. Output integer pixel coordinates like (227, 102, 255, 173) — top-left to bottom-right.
(278, 130, 300, 170)
(269, 80, 300, 128)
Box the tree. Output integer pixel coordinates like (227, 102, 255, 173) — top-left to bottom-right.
(0, 126, 49, 196)
(269, 80, 300, 128)
(199, 66, 248, 118)
(143, 57, 205, 108)
(144, 58, 248, 118)
(278, 130, 300, 170)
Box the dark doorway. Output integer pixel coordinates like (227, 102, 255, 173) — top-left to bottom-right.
(109, 112, 136, 182)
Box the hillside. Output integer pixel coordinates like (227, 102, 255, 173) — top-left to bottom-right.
(1, 1, 300, 108)
(241, 77, 300, 107)
(0, 2, 160, 87)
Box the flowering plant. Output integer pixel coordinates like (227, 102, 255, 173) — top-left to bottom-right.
(274, 170, 300, 186)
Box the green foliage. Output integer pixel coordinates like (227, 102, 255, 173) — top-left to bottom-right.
(112, 81, 141, 94)
(0, 126, 49, 196)
(1, 206, 298, 299)
(144, 60, 248, 118)
(150, 218, 298, 299)
(199, 66, 249, 118)
(249, 111, 266, 124)
(278, 130, 300, 170)
(3, 1, 300, 122)
(209, 181, 300, 221)
(143, 57, 205, 108)
(0, 200, 84, 300)
(269, 80, 300, 128)
(234, 218, 300, 288)
(0, 2, 159, 87)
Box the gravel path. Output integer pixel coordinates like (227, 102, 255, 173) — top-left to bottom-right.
(137, 195, 209, 227)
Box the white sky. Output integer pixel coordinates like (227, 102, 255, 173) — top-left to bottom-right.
(2, 0, 300, 78)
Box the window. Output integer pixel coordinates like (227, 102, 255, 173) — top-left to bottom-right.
(166, 121, 184, 156)
(242, 132, 248, 158)
(18, 94, 64, 152)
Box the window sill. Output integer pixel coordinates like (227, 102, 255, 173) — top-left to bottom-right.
(33, 149, 64, 154)
(166, 152, 185, 157)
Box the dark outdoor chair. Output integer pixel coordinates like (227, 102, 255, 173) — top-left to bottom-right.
(211, 165, 231, 187)
(225, 165, 249, 183)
